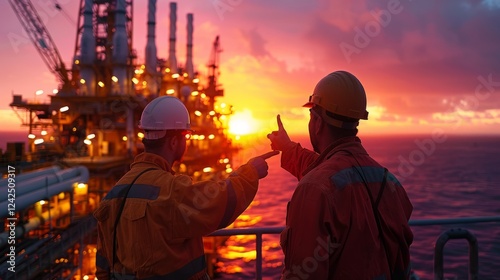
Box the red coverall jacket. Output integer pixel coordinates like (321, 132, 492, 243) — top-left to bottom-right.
(280, 137, 413, 280)
(94, 152, 261, 280)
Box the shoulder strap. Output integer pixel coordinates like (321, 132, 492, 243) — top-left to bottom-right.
(111, 167, 156, 277)
(374, 168, 388, 209)
(370, 168, 392, 272)
(335, 150, 394, 275)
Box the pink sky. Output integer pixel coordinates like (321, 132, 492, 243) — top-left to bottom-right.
(1, 0, 499, 137)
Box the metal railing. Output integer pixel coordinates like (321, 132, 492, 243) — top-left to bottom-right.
(208, 215, 500, 280)
(208, 226, 283, 279)
(434, 228, 478, 280)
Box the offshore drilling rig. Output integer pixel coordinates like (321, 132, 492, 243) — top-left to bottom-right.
(2, 0, 237, 279)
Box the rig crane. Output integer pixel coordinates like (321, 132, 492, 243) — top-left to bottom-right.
(8, 0, 74, 93)
(205, 35, 224, 107)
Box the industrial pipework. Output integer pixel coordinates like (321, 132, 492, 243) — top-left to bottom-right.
(0, 165, 89, 218)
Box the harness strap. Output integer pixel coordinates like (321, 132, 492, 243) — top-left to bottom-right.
(336, 150, 393, 276)
(374, 168, 388, 210)
(112, 168, 156, 279)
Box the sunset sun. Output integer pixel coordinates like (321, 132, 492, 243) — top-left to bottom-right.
(228, 110, 258, 136)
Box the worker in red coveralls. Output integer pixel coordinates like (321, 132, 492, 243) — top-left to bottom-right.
(267, 71, 413, 279)
(94, 96, 278, 280)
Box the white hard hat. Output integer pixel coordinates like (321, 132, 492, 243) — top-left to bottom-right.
(139, 96, 191, 139)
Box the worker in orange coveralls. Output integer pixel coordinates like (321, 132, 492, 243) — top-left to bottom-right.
(94, 96, 278, 280)
(267, 71, 413, 279)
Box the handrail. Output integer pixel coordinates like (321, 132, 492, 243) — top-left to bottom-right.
(208, 227, 283, 279)
(208, 216, 500, 280)
(434, 228, 478, 280)
(409, 216, 500, 226)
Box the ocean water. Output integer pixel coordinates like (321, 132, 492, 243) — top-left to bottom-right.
(1, 131, 499, 279)
(216, 134, 500, 280)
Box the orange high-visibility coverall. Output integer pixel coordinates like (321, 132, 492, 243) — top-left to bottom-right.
(280, 137, 413, 280)
(94, 152, 260, 279)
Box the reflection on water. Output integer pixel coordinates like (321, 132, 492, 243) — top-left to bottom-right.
(215, 207, 284, 277)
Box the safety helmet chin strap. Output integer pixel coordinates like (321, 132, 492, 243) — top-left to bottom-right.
(321, 110, 359, 129)
(144, 130, 167, 140)
(318, 107, 359, 129)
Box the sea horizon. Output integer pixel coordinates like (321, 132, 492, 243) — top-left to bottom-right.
(2, 128, 500, 154)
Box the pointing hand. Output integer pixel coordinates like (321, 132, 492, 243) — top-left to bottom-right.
(248, 151, 280, 179)
(267, 115, 293, 152)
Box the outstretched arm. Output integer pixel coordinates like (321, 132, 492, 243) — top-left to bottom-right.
(170, 151, 279, 237)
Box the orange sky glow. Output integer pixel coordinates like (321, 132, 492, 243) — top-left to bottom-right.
(0, 0, 499, 138)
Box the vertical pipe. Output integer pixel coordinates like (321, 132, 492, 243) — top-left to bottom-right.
(186, 13, 194, 78)
(112, 0, 129, 95)
(145, 0, 158, 96)
(168, 2, 178, 73)
(78, 0, 96, 96)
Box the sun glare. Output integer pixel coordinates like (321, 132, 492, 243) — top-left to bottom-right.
(228, 110, 258, 136)
(366, 105, 386, 120)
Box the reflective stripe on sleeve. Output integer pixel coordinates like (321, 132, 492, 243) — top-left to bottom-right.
(331, 166, 402, 190)
(104, 184, 161, 200)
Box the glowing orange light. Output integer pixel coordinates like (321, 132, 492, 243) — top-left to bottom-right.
(203, 167, 212, 173)
(228, 110, 258, 136)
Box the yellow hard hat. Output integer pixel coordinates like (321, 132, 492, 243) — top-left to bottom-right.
(303, 71, 369, 129)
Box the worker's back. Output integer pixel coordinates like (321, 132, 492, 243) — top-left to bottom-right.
(94, 152, 261, 280)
